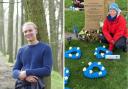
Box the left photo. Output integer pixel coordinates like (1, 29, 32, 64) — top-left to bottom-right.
(0, 0, 63, 89)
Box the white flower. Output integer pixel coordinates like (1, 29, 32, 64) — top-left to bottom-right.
(69, 54, 72, 57)
(77, 47, 80, 50)
(66, 70, 69, 73)
(95, 48, 97, 50)
(103, 45, 106, 48)
(101, 67, 105, 70)
(83, 67, 86, 71)
(89, 70, 93, 74)
(106, 50, 109, 53)
(69, 47, 72, 49)
(76, 53, 79, 56)
(101, 53, 105, 57)
(94, 52, 97, 55)
(64, 76, 68, 80)
(99, 71, 102, 75)
(88, 62, 92, 66)
(98, 62, 101, 65)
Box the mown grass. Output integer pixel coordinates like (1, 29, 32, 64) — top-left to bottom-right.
(65, 0, 73, 8)
(116, 0, 127, 10)
(51, 71, 63, 89)
(65, 0, 128, 89)
(65, 10, 85, 33)
(65, 40, 128, 89)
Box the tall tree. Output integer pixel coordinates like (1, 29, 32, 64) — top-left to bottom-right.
(20, 0, 26, 45)
(7, 0, 14, 62)
(0, 0, 3, 51)
(23, 0, 50, 89)
(58, 0, 64, 76)
(49, 0, 59, 72)
(0, 0, 5, 54)
(14, 0, 19, 59)
(23, 0, 48, 42)
(53, 0, 64, 76)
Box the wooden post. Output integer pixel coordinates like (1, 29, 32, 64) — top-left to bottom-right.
(84, 0, 115, 31)
(84, 0, 104, 31)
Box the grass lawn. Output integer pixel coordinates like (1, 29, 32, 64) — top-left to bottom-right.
(65, 0, 73, 8)
(65, 40, 128, 89)
(65, 10, 85, 33)
(51, 71, 63, 89)
(65, 0, 128, 89)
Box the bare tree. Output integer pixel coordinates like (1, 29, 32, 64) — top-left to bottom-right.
(49, 0, 59, 72)
(57, 0, 64, 76)
(7, 0, 14, 62)
(20, 0, 25, 45)
(0, 0, 6, 54)
(14, 0, 19, 59)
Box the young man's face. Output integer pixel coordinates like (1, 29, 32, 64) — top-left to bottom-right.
(22, 25, 37, 42)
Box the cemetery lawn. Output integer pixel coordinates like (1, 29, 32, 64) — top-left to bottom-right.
(65, 0, 128, 89)
(65, 40, 128, 89)
(51, 71, 63, 89)
(65, 10, 85, 33)
(65, 0, 72, 8)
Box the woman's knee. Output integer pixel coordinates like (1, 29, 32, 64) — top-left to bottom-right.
(115, 37, 126, 48)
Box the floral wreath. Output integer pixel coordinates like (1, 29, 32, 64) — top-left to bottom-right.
(83, 62, 107, 78)
(65, 47, 81, 59)
(94, 46, 112, 59)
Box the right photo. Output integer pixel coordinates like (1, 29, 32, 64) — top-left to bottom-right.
(64, 0, 128, 89)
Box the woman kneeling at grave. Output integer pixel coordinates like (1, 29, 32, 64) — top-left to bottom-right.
(99, 3, 128, 52)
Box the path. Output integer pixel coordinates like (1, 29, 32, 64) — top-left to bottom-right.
(0, 52, 15, 89)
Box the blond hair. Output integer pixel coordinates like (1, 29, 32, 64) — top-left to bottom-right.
(22, 22, 38, 30)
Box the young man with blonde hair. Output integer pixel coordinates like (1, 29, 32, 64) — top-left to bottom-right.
(12, 22, 53, 89)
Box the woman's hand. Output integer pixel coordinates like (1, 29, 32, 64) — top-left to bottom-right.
(25, 76, 38, 83)
(19, 71, 27, 80)
(110, 40, 115, 45)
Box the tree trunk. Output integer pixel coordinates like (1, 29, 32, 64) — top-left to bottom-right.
(23, 0, 50, 89)
(21, 0, 25, 45)
(0, 0, 2, 51)
(8, 0, 14, 63)
(58, 0, 64, 76)
(23, 0, 48, 42)
(15, 0, 19, 59)
(49, 0, 59, 72)
(0, 0, 5, 54)
(53, 0, 64, 76)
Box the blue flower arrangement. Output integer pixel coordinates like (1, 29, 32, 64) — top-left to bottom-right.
(65, 47, 81, 59)
(64, 67, 70, 85)
(83, 62, 107, 78)
(94, 46, 112, 59)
